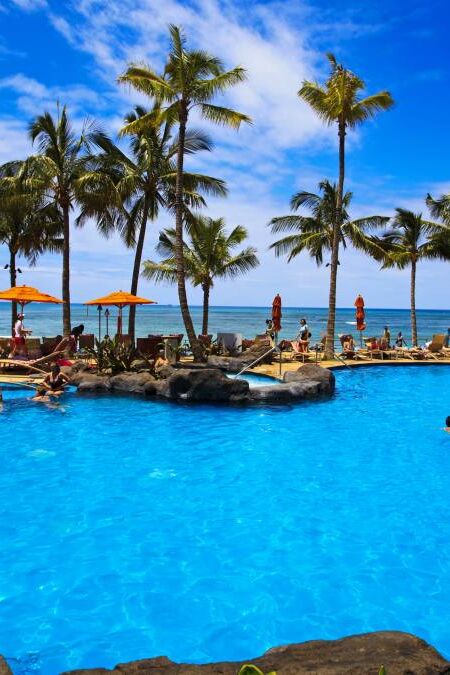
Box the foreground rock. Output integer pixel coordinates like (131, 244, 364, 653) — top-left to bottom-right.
(70, 364, 334, 404)
(56, 631, 450, 674)
(145, 368, 249, 402)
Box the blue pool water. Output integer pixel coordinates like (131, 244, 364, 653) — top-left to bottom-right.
(1, 365, 450, 673)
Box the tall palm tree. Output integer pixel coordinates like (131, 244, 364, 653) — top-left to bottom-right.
(143, 216, 259, 335)
(79, 105, 227, 342)
(374, 208, 450, 346)
(118, 24, 251, 360)
(0, 160, 62, 332)
(426, 192, 450, 225)
(299, 54, 394, 358)
(21, 105, 102, 335)
(268, 181, 388, 314)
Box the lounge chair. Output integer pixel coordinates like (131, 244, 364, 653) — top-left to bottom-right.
(0, 351, 64, 375)
(136, 337, 163, 360)
(115, 334, 132, 346)
(78, 334, 95, 351)
(26, 337, 43, 360)
(424, 334, 446, 360)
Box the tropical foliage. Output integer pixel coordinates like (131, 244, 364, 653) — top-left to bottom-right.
(0, 160, 62, 332)
(370, 208, 450, 345)
(119, 24, 251, 360)
(269, 180, 388, 268)
(78, 104, 227, 342)
(18, 106, 104, 334)
(298, 53, 394, 357)
(144, 216, 259, 335)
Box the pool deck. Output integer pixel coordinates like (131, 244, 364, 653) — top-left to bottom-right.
(251, 354, 450, 380)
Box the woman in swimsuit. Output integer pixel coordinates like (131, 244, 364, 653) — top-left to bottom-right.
(43, 364, 70, 397)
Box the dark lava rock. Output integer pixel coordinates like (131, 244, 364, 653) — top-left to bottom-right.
(109, 372, 155, 394)
(148, 368, 249, 402)
(249, 379, 324, 403)
(208, 338, 274, 372)
(60, 631, 450, 674)
(283, 363, 335, 393)
(0, 657, 12, 675)
(74, 373, 111, 391)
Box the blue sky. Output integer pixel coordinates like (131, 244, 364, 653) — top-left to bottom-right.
(0, 0, 449, 308)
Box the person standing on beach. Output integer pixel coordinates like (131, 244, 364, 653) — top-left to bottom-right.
(382, 325, 391, 349)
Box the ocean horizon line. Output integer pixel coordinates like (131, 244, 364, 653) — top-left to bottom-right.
(9, 303, 448, 312)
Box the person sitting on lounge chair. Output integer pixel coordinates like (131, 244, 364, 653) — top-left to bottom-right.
(342, 335, 356, 359)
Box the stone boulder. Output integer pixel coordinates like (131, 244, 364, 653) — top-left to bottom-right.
(249, 379, 325, 403)
(0, 657, 12, 675)
(147, 368, 249, 403)
(60, 631, 450, 674)
(283, 363, 335, 393)
(73, 373, 111, 392)
(109, 372, 155, 394)
(208, 338, 274, 372)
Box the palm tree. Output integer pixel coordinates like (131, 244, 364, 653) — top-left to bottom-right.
(426, 192, 450, 225)
(143, 216, 259, 335)
(374, 208, 450, 346)
(299, 54, 394, 358)
(118, 24, 251, 360)
(21, 105, 102, 335)
(269, 181, 388, 318)
(0, 160, 62, 332)
(79, 105, 227, 342)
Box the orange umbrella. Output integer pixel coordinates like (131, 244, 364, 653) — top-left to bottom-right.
(354, 294, 366, 344)
(271, 293, 282, 333)
(85, 290, 157, 336)
(0, 284, 63, 312)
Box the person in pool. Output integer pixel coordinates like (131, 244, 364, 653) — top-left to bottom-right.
(444, 416, 450, 434)
(42, 364, 70, 397)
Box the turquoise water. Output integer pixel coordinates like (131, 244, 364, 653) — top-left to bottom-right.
(0, 303, 449, 346)
(1, 365, 450, 673)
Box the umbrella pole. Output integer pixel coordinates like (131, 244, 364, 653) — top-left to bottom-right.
(97, 304, 102, 343)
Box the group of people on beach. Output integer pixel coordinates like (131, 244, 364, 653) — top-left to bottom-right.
(8, 313, 85, 360)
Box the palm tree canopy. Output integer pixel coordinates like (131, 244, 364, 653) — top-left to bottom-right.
(373, 207, 450, 269)
(143, 215, 259, 287)
(426, 192, 450, 225)
(269, 180, 389, 265)
(118, 25, 252, 137)
(298, 53, 394, 129)
(0, 160, 63, 263)
(77, 104, 228, 247)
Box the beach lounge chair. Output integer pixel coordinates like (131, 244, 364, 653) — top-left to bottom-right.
(0, 337, 11, 357)
(136, 337, 163, 360)
(0, 351, 64, 375)
(78, 334, 95, 351)
(424, 334, 446, 360)
(26, 337, 43, 360)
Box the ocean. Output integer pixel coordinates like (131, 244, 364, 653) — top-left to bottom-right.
(0, 303, 449, 346)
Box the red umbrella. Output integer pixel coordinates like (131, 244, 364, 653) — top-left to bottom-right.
(272, 294, 282, 333)
(355, 294, 366, 344)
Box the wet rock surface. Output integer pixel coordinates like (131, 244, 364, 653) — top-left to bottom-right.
(56, 631, 450, 674)
(208, 338, 274, 372)
(70, 363, 334, 404)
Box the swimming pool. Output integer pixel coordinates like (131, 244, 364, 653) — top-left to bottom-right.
(1, 365, 450, 673)
(226, 372, 280, 387)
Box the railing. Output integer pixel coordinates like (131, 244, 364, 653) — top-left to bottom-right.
(233, 346, 277, 379)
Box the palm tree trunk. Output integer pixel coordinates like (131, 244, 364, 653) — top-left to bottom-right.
(62, 204, 71, 336)
(175, 105, 203, 361)
(128, 197, 150, 343)
(9, 246, 17, 336)
(324, 121, 345, 360)
(410, 258, 417, 346)
(202, 282, 210, 336)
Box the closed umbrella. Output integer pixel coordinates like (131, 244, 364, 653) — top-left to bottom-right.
(271, 293, 282, 333)
(85, 290, 157, 339)
(354, 294, 366, 346)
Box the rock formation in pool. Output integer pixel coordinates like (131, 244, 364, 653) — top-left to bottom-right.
(67, 363, 335, 404)
(0, 631, 446, 674)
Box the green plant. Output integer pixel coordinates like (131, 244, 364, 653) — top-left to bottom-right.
(86, 336, 138, 373)
(238, 665, 276, 675)
(379, 666, 386, 675)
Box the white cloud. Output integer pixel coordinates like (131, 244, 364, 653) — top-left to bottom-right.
(9, 0, 47, 10)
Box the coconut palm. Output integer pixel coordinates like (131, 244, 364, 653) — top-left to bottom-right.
(78, 104, 227, 342)
(143, 216, 259, 335)
(21, 105, 103, 334)
(375, 208, 450, 345)
(269, 182, 388, 327)
(426, 192, 450, 225)
(299, 54, 394, 358)
(0, 160, 62, 332)
(118, 24, 251, 360)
